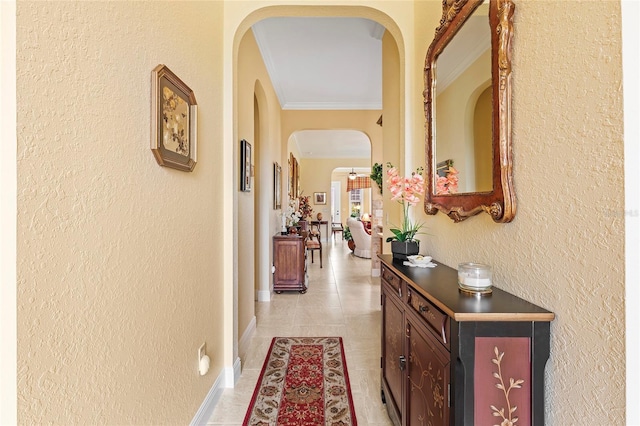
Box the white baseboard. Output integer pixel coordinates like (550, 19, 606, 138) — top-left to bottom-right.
(234, 357, 241, 383)
(225, 357, 241, 387)
(239, 316, 256, 360)
(191, 355, 241, 425)
(257, 289, 271, 302)
(190, 369, 225, 426)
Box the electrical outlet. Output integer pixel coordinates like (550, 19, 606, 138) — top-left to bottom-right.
(198, 342, 206, 361)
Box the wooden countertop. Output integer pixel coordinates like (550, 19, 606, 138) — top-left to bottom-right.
(379, 255, 555, 322)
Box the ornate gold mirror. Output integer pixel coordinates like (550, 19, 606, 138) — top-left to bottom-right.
(424, 0, 515, 222)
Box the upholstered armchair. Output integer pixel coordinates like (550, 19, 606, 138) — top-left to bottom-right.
(346, 217, 371, 259)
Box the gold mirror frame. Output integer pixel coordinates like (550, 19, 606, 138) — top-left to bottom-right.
(424, 0, 515, 222)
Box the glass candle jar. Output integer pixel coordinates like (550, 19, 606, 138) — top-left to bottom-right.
(458, 263, 492, 292)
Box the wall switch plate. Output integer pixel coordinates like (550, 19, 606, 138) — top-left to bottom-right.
(198, 342, 206, 361)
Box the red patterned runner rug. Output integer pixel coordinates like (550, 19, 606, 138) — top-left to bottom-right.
(243, 337, 357, 426)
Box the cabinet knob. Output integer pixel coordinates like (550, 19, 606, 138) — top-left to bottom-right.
(398, 355, 406, 371)
(419, 305, 429, 313)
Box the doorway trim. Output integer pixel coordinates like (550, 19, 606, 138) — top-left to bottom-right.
(227, 4, 409, 390)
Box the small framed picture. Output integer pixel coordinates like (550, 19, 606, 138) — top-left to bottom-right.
(151, 64, 197, 172)
(240, 139, 252, 192)
(274, 162, 282, 209)
(314, 192, 326, 205)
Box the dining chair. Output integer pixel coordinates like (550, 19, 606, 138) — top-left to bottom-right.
(305, 226, 322, 268)
(331, 222, 344, 241)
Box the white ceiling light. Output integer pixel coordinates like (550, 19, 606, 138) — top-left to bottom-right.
(349, 169, 357, 180)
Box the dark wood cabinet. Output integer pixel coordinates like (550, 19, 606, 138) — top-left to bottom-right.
(273, 235, 307, 293)
(379, 256, 554, 426)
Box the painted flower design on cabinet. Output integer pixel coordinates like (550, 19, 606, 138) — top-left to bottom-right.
(475, 337, 531, 425)
(408, 339, 446, 425)
(491, 346, 525, 426)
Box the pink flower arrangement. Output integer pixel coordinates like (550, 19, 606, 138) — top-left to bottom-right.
(386, 163, 425, 243)
(435, 166, 459, 195)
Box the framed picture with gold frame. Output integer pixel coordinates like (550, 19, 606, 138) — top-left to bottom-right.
(151, 64, 198, 172)
(240, 139, 252, 192)
(314, 192, 327, 205)
(274, 162, 282, 209)
(289, 153, 299, 198)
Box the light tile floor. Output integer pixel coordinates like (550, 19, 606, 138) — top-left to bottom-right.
(207, 238, 394, 426)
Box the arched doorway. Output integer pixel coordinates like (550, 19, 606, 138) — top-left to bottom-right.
(229, 5, 406, 385)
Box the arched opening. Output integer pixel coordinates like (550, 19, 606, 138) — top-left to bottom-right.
(287, 129, 372, 226)
(231, 5, 405, 385)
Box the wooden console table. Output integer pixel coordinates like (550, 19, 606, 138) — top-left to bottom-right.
(378, 255, 554, 426)
(273, 235, 307, 293)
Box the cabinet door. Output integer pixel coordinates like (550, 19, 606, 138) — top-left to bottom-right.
(382, 285, 404, 424)
(273, 237, 303, 287)
(406, 317, 450, 426)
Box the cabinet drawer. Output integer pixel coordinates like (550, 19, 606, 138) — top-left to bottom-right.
(381, 264, 402, 295)
(407, 286, 450, 350)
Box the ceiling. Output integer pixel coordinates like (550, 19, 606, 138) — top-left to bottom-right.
(250, 14, 487, 161)
(252, 17, 384, 110)
(252, 17, 383, 160)
(290, 130, 370, 159)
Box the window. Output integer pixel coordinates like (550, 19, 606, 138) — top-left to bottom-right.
(349, 189, 362, 217)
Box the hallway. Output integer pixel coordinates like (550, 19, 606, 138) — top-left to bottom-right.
(208, 238, 393, 425)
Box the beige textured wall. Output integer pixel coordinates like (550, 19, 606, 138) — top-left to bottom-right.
(1, 2, 18, 423)
(237, 30, 257, 352)
(236, 29, 282, 345)
(416, 0, 625, 423)
(16, 2, 224, 424)
(382, 29, 403, 252)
